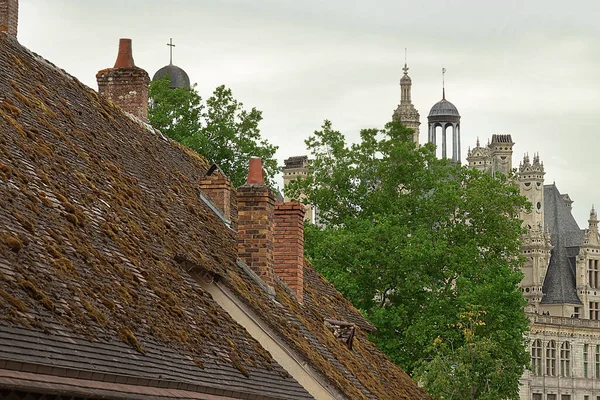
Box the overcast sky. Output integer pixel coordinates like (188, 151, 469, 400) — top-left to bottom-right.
(16, 0, 600, 225)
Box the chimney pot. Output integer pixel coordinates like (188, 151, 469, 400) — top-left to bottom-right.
(247, 158, 265, 184)
(114, 38, 135, 69)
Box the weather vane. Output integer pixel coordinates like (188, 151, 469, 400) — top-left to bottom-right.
(167, 38, 175, 65)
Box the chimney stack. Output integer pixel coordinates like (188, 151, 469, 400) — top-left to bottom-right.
(199, 168, 238, 231)
(0, 0, 18, 37)
(274, 202, 305, 303)
(237, 158, 276, 290)
(96, 38, 150, 121)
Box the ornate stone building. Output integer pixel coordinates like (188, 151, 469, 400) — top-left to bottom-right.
(468, 136, 600, 400)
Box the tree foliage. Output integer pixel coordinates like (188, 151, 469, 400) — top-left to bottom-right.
(286, 120, 530, 399)
(148, 75, 278, 187)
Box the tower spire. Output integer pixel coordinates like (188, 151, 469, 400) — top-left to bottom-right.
(392, 48, 420, 144)
(442, 67, 446, 100)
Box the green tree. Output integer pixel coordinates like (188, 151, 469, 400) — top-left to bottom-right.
(148, 75, 278, 187)
(286, 120, 530, 399)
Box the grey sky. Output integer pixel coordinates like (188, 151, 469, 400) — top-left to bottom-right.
(17, 0, 600, 225)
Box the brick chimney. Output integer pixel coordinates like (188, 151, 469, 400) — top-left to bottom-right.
(0, 0, 18, 37)
(237, 158, 275, 289)
(199, 167, 238, 231)
(274, 202, 305, 303)
(96, 38, 150, 121)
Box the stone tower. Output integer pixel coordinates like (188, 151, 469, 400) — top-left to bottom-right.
(428, 87, 461, 163)
(518, 153, 551, 310)
(97, 39, 150, 122)
(282, 156, 313, 222)
(575, 206, 600, 319)
(489, 134, 514, 175)
(0, 0, 18, 37)
(392, 62, 420, 144)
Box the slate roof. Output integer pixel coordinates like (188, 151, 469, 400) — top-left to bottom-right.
(541, 184, 583, 305)
(153, 64, 191, 89)
(428, 98, 460, 118)
(0, 32, 428, 399)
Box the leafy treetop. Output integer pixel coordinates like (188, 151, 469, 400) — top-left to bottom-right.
(149, 75, 278, 187)
(286, 120, 530, 400)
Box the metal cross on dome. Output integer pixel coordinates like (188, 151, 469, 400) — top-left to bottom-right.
(167, 38, 175, 65)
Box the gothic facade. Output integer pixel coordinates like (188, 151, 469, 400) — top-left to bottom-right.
(468, 137, 600, 400)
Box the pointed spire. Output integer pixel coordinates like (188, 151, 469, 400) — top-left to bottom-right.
(442, 67, 446, 100)
(476, 137, 480, 147)
(589, 205, 598, 233)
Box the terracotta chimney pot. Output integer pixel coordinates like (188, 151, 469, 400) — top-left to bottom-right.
(114, 38, 135, 69)
(247, 157, 265, 184)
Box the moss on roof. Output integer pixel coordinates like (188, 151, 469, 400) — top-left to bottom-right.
(0, 33, 300, 395)
(0, 32, 428, 399)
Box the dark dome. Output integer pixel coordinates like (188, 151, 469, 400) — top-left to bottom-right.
(428, 98, 460, 118)
(152, 64, 190, 89)
(400, 74, 411, 84)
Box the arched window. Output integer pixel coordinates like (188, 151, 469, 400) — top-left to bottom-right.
(560, 342, 571, 377)
(546, 340, 556, 376)
(531, 339, 542, 375)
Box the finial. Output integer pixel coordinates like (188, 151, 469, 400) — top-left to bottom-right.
(167, 38, 176, 65)
(442, 68, 446, 99)
(476, 137, 480, 147)
(402, 48, 409, 76)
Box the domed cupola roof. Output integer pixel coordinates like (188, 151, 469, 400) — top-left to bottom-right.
(153, 64, 190, 89)
(152, 38, 191, 89)
(428, 98, 460, 118)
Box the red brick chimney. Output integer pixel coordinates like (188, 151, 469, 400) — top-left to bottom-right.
(237, 158, 275, 289)
(0, 0, 18, 37)
(274, 202, 305, 303)
(96, 39, 150, 121)
(199, 167, 238, 231)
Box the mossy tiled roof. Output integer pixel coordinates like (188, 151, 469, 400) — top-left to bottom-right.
(0, 32, 428, 399)
(0, 33, 310, 400)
